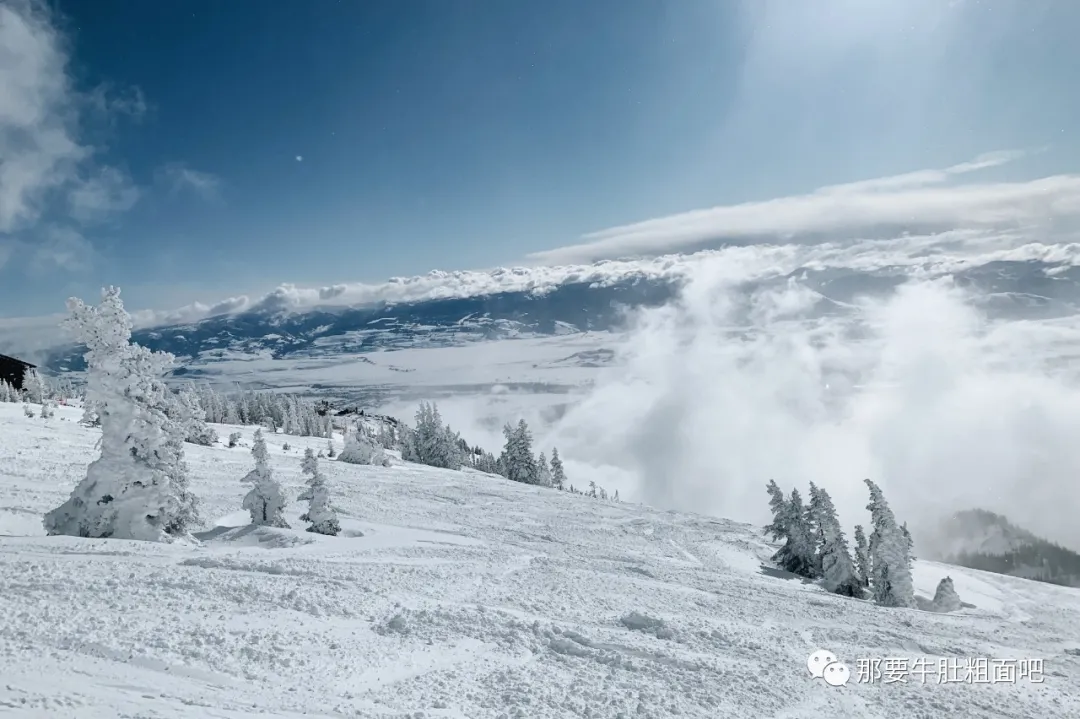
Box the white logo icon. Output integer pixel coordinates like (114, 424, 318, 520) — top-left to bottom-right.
(822, 660, 851, 686)
(807, 649, 850, 686)
(807, 649, 837, 678)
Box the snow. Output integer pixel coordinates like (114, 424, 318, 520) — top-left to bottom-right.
(2, 403, 1080, 717)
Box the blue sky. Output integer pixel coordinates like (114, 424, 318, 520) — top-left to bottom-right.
(1, 0, 1079, 318)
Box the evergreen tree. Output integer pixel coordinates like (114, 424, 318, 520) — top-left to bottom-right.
(242, 429, 289, 528)
(931, 576, 962, 613)
(536, 452, 552, 487)
(853, 524, 871, 588)
(175, 384, 218, 446)
(43, 287, 199, 541)
(901, 522, 915, 560)
(298, 448, 340, 535)
(339, 422, 390, 465)
(326, 433, 336, 458)
(549, 447, 566, 490)
(499, 419, 538, 484)
(22, 368, 46, 404)
(764, 481, 817, 578)
(815, 486, 861, 596)
(865, 478, 915, 608)
(805, 482, 827, 578)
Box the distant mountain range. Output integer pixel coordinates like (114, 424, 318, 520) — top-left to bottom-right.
(927, 509, 1080, 588)
(39, 259, 1080, 375)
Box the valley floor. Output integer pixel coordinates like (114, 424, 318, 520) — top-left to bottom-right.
(1, 403, 1079, 718)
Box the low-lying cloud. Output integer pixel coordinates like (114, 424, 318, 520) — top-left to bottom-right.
(542, 254, 1080, 551)
(528, 150, 1080, 265)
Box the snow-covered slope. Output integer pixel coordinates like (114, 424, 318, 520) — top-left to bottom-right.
(2, 403, 1079, 718)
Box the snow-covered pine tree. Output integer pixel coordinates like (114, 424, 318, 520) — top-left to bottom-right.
(228, 431, 242, 448)
(805, 482, 826, 578)
(175, 384, 218, 446)
(22, 368, 46, 404)
(765, 480, 802, 575)
(536, 451, 552, 487)
(43, 287, 200, 542)
(864, 478, 915, 608)
(853, 524, 871, 587)
(298, 448, 340, 535)
(901, 521, 915, 560)
(241, 429, 289, 528)
(930, 576, 961, 613)
(338, 422, 389, 465)
(814, 487, 861, 596)
(326, 432, 336, 458)
(550, 447, 566, 490)
(499, 419, 538, 484)
(23, 402, 35, 417)
(39, 398, 55, 419)
(0, 379, 13, 402)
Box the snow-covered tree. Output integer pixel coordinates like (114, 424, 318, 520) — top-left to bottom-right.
(43, 287, 199, 542)
(814, 487, 861, 596)
(931, 576, 961, 613)
(536, 451, 552, 487)
(22, 368, 46, 404)
(339, 422, 390, 466)
(174, 384, 218, 446)
(549, 447, 566, 490)
(865, 479, 915, 608)
(402, 402, 462, 469)
(326, 433, 336, 458)
(499, 419, 538, 484)
(242, 429, 289, 528)
(853, 524, 871, 588)
(39, 398, 55, 419)
(298, 448, 339, 535)
(0, 379, 15, 402)
(805, 482, 827, 578)
(901, 521, 916, 560)
(764, 481, 816, 578)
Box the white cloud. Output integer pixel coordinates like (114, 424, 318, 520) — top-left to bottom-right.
(29, 225, 94, 273)
(68, 166, 140, 223)
(527, 151, 1080, 265)
(545, 257, 1080, 550)
(157, 162, 221, 201)
(0, 0, 142, 267)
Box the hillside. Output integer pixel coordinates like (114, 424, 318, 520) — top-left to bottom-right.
(928, 509, 1080, 588)
(2, 403, 1080, 718)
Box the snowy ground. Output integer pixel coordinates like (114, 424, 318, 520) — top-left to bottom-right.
(2, 403, 1079, 718)
(174, 333, 614, 408)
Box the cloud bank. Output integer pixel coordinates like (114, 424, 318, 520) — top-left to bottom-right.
(528, 150, 1080, 265)
(542, 254, 1080, 551)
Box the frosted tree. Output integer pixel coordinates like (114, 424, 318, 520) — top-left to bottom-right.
(43, 287, 200, 542)
(865, 479, 915, 608)
(764, 481, 816, 577)
(536, 452, 552, 487)
(298, 448, 340, 535)
(499, 419, 538, 484)
(175, 384, 218, 446)
(805, 482, 827, 578)
(39, 398, 55, 418)
(326, 431, 336, 458)
(901, 522, 916, 560)
(931, 576, 961, 613)
(853, 524, 871, 588)
(242, 429, 289, 528)
(0, 379, 14, 402)
(339, 422, 389, 466)
(402, 402, 461, 469)
(549, 447, 566, 490)
(815, 487, 861, 596)
(22, 368, 46, 404)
